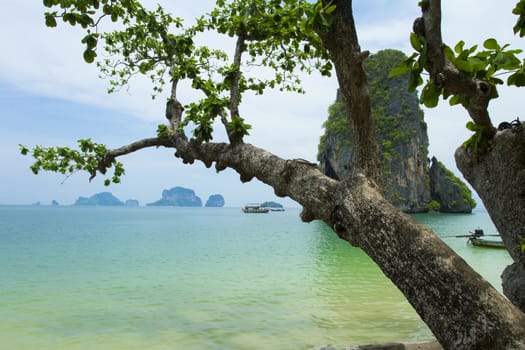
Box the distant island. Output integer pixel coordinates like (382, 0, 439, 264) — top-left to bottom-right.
(147, 187, 202, 207)
(205, 194, 225, 207)
(74, 192, 125, 206)
(147, 187, 225, 207)
(260, 201, 284, 210)
(73, 192, 139, 207)
(318, 49, 475, 213)
(64, 187, 226, 207)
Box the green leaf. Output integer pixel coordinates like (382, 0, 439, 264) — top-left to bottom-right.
(388, 64, 409, 78)
(83, 49, 96, 63)
(410, 33, 422, 52)
(45, 14, 57, 27)
(443, 45, 456, 61)
(407, 68, 422, 92)
(420, 83, 441, 108)
(454, 59, 474, 73)
(483, 38, 500, 50)
(19, 144, 29, 155)
(449, 94, 464, 106)
(466, 121, 478, 132)
(454, 41, 465, 54)
(508, 71, 525, 86)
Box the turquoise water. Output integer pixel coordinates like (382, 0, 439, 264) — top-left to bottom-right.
(0, 206, 511, 349)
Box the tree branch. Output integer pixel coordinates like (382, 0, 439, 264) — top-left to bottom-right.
(420, 0, 495, 137)
(226, 33, 247, 144)
(316, 0, 383, 188)
(97, 136, 175, 177)
(165, 77, 184, 131)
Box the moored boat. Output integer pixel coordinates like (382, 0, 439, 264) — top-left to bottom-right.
(466, 228, 505, 248)
(242, 203, 270, 213)
(468, 237, 505, 248)
(444, 228, 506, 249)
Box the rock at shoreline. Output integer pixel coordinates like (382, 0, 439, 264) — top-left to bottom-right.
(205, 194, 225, 207)
(147, 187, 202, 207)
(429, 157, 476, 213)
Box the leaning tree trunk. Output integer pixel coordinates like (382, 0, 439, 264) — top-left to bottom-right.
(167, 138, 525, 349)
(326, 174, 525, 350)
(456, 127, 525, 312)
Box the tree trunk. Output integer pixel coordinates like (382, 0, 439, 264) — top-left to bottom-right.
(327, 175, 525, 350)
(317, 0, 383, 188)
(309, 0, 525, 347)
(456, 126, 525, 311)
(161, 136, 525, 348)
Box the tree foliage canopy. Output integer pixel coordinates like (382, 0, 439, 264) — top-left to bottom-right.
(28, 0, 341, 183)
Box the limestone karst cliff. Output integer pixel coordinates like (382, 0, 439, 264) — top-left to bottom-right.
(205, 194, 225, 207)
(147, 186, 203, 207)
(74, 192, 125, 206)
(318, 50, 475, 213)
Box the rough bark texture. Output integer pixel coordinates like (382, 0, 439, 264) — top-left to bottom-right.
(328, 176, 525, 350)
(316, 0, 382, 187)
(456, 126, 525, 311)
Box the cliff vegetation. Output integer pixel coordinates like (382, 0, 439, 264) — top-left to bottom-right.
(318, 50, 475, 213)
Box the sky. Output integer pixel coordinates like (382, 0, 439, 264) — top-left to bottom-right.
(0, 1, 523, 207)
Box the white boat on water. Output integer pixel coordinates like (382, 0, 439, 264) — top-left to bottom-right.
(242, 203, 270, 213)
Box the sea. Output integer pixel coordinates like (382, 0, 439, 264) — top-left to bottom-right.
(0, 205, 511, 350)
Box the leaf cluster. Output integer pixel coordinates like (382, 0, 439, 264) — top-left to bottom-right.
(43, 0, 147, 64)
(513, 0, 525, 37)
(202, 0, 333, 94)
(391, 35, 525, 109)
(462, 121, 492, 154)
(35, 0, 338, 181)
(388, 33, 426, 93)
(19, 140, 124, 186)
(173, 0, 334, 141)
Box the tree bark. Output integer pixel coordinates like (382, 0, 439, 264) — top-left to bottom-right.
(456, 127, 525, 311)
(168, 136, 525, 349)
(415, 0, 525, 312)
(419, 0, 495, 138)
(316, 0, 383, 188)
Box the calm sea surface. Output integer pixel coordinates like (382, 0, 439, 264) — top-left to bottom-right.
(0, 206, 511, 349)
